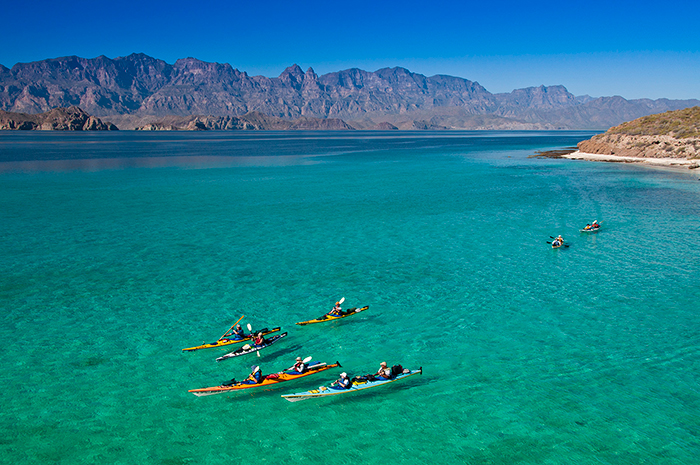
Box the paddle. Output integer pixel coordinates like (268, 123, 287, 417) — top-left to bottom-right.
(284, 356, 314, 372)
(220, 315, 245, 340)
(246, 324, 261, 357)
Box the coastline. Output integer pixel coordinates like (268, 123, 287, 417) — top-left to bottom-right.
(563, 151, 700, 172)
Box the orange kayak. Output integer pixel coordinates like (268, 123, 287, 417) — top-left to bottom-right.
(188, 361, 341, 396)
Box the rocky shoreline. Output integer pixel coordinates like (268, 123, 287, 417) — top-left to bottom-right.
(0, 106, 117, 131)
(561, 107, 700, 171)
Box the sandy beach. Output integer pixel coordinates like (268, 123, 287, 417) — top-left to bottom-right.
(564, 151, 700, 171)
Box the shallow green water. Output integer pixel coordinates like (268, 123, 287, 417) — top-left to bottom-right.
(1, 131, 699, 464)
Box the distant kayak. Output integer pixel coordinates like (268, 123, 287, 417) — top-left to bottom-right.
(182, 327, 281, 351)
(216, 332, 288, 361)
(188, 361, 341, 396)
(296, 306, 369, 326)
(281, 367, 422, 402)
(580, 226, 601, 233)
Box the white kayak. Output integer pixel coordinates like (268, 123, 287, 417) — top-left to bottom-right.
(281, 367, 422, 402)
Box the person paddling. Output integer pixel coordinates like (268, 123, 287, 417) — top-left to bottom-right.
(376, 362, 391, 379)
(288, 356, 307, 374)
(331, 372, 351, 389)
(552, 235, 564, 247)
(252, 331, 266, 347)
(243, 365, 263, 384)
(592, 220, 600, 229)
(231, 324, 245, 339)
(328, 301, 342, 317)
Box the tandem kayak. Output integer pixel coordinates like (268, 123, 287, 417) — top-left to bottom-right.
(281, 367, 422, 402)
(580, 227, 601, 233)
(188, 361, 341, 396)
(182, 327, 281, 351)
(216, 332, 288, 362)
(296, 306, 369, 326)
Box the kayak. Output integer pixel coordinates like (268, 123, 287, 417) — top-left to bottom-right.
(296, 306, 369, 326)
(552, 242, 563, 249)
(580, 227, 601, 233)
(182, 327, 281, 351)
(281, 367, 422, 402)
(188, 361, 341, 396)
(216, 332, 288, 361)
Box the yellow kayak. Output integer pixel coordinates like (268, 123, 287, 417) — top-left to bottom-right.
(182, 327, 281, 351)
(296, 306, 369, 326)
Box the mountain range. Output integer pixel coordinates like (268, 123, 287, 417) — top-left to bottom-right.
(1, 53, 698, 130)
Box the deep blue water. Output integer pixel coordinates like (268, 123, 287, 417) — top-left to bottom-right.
(1, 131, 699, 464)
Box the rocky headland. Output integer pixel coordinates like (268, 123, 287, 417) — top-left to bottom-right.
(0, 106, 117, 130)
(568, 107, 700, 170)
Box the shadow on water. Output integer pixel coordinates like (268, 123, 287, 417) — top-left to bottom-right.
(261, 344, 304, 361)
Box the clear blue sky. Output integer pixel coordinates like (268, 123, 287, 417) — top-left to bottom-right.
(2, 0, 699, 100)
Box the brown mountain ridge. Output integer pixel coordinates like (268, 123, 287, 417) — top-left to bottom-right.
(1, 53, 698, 130)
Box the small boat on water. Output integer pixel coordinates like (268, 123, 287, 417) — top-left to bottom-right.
(581, 221, 601, 233)
(188, 361, 341, 396)
(182, 327, 281, 351)
(296, 306, 369, 326)
(216, 332, 288, 361)
(281, 366, 422, 402)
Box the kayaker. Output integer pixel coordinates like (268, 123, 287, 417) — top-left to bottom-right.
(331, 372, 351, 389)
(231, 324, 245, 339)
(592, 220, 600, 229)
(243, 365, 263, 384)
(252, 332, 266, 347)
(552, 235, 564, 247)
(288, 356, 307, 374)
(376, 362, 391, 379)
(328, 301, 342, 316)
(583, 224, 592, 230)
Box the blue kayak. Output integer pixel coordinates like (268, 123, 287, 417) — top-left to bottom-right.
(281, 367, 422, 402)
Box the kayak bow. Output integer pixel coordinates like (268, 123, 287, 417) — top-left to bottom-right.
(182, 327, 281, 351)
(216, 332, 288, 361)
(282, 367, 422, 402)
(296, 306, 369, 326)
(188, 361, 341, 396)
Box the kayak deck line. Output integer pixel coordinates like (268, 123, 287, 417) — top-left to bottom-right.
(182, 327, 282, 351)
(296, 306, 369, 326)
(281, 367, 422, 402)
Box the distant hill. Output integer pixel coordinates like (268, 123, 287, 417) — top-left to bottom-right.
(1, 53, 698, 130)
(577, 107, 700, 159)
(0, 106, 117, 130)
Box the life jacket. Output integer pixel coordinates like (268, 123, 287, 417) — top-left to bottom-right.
(246, 370, 262, 384)
(292, 362, 306, 373)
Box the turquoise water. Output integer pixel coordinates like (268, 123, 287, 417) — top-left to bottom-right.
(1, 131, 699, 464)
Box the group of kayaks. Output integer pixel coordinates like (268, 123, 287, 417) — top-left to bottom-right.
(549, 220, 601, 249)
(183, 300, 422, 401)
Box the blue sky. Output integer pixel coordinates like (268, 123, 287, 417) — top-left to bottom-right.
(3, 0, 699, 99)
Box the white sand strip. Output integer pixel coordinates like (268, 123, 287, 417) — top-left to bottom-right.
(563, 151, 699, 169)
